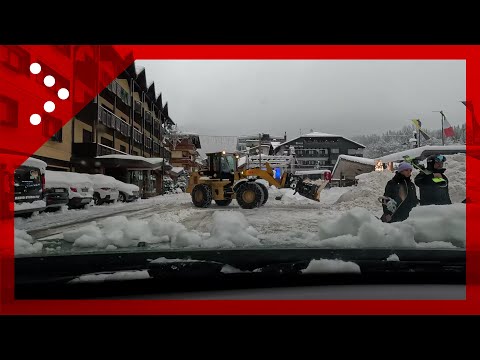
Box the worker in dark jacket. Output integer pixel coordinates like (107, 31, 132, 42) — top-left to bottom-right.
(381, 162, 419, 223)
(414, 155, 452, 206)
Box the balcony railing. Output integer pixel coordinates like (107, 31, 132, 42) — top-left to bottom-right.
(133, 128, 143, 145)
(134, 100, 142, 114)
(98, 107, 131, 137)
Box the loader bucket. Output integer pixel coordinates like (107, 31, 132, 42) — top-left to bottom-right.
(294, 179, 328, 202)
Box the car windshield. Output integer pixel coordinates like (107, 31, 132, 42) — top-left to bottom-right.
(7, 54, 467, 299)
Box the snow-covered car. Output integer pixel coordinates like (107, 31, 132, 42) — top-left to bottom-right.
(14, 158, 47, 217)
(45, 170, 94, 209)
(44, 186, 69, 212)
(113, 179, 140, 203)
(87, 174, 120, 205)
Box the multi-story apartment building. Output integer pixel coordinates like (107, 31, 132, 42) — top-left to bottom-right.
(273, 132, 366, 171)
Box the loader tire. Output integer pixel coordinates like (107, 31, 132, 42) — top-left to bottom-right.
(236, 182, 264, 209)
(215, 199, 232, 206)
(255, 182, 269, 205)
(191, 184, 212, 208)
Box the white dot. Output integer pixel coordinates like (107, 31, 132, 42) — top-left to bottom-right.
(44, 101, 55, 113)
(30, 114, 41, 125)
(44, 75, 55, 87)
(58, 88, 69, 100)
(30, 63, 41, 75)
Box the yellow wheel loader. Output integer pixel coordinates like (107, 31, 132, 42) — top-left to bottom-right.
(186, 152, 328, 209)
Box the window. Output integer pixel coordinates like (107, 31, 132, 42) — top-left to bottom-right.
(331, 148, 339, 153)
(101, 137, 113, 148)
(0, 95, 18, 127)
(133, 129, 143, 144)
(83, 129, 93, 143)
(182, 151, 189, 158)
(348, 148, 357, 155)
(120, 145, 126, 153)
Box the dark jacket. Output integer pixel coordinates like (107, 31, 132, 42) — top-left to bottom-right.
(383, 172, 419, 222)
(414, 168, 452, 206)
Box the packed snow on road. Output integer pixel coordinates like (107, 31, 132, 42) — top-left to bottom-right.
(14, 154, 466, 256)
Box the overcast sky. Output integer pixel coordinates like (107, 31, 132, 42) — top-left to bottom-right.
(136, 60, 466, 140)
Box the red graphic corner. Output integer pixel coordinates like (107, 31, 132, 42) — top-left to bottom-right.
(0, 45, 134, 303)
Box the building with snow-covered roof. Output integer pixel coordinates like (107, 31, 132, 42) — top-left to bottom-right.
(237, 133, 287, 154)
(331, 154, 376, 185)
(273, 132, 366, 172)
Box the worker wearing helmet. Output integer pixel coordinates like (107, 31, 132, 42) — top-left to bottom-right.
(414, 154, 452, 206)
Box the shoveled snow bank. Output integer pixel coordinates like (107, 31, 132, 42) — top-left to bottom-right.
(292, 205, 464, 249)
(302, 259, 361, 274)
(14, 200, 46, 211)
(334, 153, 466, 210)
(61, 211, 261, 250)
(69, 270, 150, 283)
(15, 229, 43, 255)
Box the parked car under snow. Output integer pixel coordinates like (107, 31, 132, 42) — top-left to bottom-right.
(113, 179, 140, 202)
(45, 171, 94, 209)
(87, 174, 120, 205)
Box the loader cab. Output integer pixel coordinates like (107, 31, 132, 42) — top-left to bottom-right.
(201, 152, 238, 181)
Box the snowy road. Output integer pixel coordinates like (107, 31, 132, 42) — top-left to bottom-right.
(16, 187, 351, 241)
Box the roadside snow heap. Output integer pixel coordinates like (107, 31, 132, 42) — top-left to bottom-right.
(15, 203, 464, 255)
(335, 154, 466, 210)
(15, 229, 43, 255)
(43, 211, 262, 251)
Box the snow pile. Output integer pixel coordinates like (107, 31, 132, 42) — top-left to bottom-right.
(60, 211, 261, 250)
(69, 270, 150, 283)
(334, 153, 466, 211)
(335, 170, 393, 211)
(302, 259, 361, 274)
(202, 211, 261, 248)
(444, 153, 466, 203)
(15, 229, 43, 255)
(63, 215, 186, 249)
(386, 254, 400, 261)
(405, 204, 465, 248)
(14, 200, 46, 211)
(297, 205, 464, 249)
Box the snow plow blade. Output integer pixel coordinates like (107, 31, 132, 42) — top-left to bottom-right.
(294, 179, 329, 202)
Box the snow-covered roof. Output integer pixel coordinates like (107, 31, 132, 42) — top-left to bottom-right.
(22, 157, 47, 172)
(170, 167, 186, 174)
(332, 155, 376, 180)
(295, 170, 331, 175)
(380, 145, 466, 163)
(277, 132, 365, 149)
(271, 142, 281, 149)
(95, 155, 165, 165)
(337, 155, 376, 166)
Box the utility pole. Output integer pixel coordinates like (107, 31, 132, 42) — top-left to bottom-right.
(258, 133, 262, 169)
(434, 110, 445, 145)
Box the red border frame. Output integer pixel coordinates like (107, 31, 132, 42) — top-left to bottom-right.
(1, 45, 477, 314)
